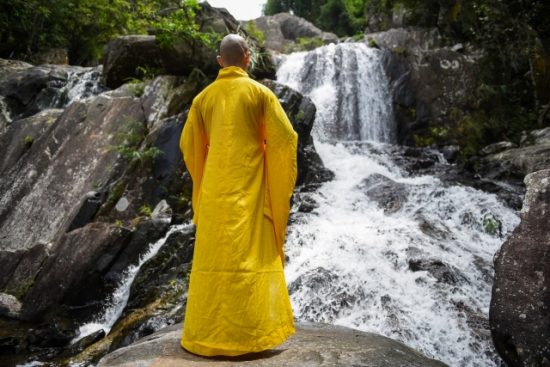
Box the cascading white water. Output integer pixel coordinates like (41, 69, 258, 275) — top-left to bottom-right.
(71, 223, 193, 344)
(277, 43, 520, 367)
(278, 43, 395, 143)
(54, 67, 104, 107)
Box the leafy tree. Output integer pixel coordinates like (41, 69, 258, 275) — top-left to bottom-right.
(0, 0, 210, 65)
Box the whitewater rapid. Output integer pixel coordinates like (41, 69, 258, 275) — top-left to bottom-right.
(277, 43, 520, 367)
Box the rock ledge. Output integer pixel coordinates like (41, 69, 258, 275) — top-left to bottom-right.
(97, 322, 448, 367)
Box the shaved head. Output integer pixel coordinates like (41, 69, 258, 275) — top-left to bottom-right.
(217, 34, 250, 69)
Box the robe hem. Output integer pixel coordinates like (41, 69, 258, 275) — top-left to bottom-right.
(180, 323, 295, 357)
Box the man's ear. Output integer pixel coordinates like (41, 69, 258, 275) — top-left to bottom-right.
(217, 55, 224, 67)
(243, 50, 250, 69)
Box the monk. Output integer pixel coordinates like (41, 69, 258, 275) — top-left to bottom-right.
(179, 34, 297, 356)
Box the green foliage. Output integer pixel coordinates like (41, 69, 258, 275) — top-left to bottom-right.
(482, 215, 502, 236)
(286, 37, 325, 52)
(23, 135, 34, 146)
(0, 0, 214, 65)
(263, 0, 365, 36)
(127, 79, 145, 97)
(109, 119, 163, 163)
(139, 204, 153, 217)
(243, 20, 266, 46)
(152, 1, 220, 51)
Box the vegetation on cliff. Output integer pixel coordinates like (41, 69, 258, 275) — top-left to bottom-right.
(0, 0, 214, 65)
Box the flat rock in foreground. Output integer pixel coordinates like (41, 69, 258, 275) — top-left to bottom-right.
(97, 322, 448, 367)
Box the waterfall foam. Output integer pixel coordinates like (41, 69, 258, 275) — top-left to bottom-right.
(277, 43, 520, 367)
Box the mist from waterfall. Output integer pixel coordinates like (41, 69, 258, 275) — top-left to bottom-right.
(277, 43, 519, 367)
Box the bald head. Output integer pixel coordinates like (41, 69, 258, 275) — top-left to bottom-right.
(217, 34, 250, 70)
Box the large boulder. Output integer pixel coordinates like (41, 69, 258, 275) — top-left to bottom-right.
(96, 322, 448, 367)
(373, 27, 482, 146)
(102, 4, 276, 89)
(250, 13, 338, 53)
(0, 94, 145, 253)
(475, 127, 550, 183)
(490, 169, 550, 366)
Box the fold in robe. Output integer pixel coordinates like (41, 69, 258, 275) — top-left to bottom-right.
(180, 66, 298, 356)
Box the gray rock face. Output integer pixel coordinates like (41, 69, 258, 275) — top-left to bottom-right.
(20, 222, 131, 320)
(0, 94, 145, 252)
(374, 27, 482, 145)
(261, 79, 334, 189)
(0, 108, 63, 174)
(490, 169, 550, 366)
(476, 127, 550, 182)
(96, 322, 448, 367)
(251, 13, 338, 52)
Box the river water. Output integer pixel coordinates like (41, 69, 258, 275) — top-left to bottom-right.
(277, 43, 519, 367)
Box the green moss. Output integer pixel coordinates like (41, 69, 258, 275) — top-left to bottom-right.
(296, 110, 305, 122)
(7, 277, 34, 299)
(23, 135, 34, 147)
(138, 204, 153, 217)
(367, 37, 379, 48)
(127, 79, 145, 97)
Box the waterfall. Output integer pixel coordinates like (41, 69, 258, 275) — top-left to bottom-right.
(277, 43, 519, 367)
(52, 66, 105, 108)
(277, 43, 395, 143)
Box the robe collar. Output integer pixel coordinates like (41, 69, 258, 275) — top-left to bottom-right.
(216, 66, 249, 80)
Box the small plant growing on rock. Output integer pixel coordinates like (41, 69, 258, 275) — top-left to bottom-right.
(139, 204, 153, 217)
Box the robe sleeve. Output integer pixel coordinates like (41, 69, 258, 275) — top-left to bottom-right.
(263, 91, 298, 266)
(180, 103, 208, 226)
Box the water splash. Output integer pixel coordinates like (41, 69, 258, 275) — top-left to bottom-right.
(277, 43, 520, 366)
(71, 223, 193, 344)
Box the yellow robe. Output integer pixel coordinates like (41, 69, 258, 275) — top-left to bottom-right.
(179, 66, 298, 356)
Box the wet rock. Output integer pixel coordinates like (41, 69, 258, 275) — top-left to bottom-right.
(0, 58, 33, 81)
(479, 141, 518, 156)
(358, 173, 409, 213)
(250, 13, 338, 53)
(151, 200, 172, 230)
(475, 141, 550, 182)
(408, 259, 466, 285)
(96, 322, 448, 367)
(490, 169, 550, 367)
(0, 109, 62, 174)
(520, 126, 550, 146)
(0, 293, 22, 319)
(261, 79, 334, 189)
(374, 28, 482, 146)
(0, 63, 104, 119)
(67, 329, 106, 355)
(2, 243, 49, 300)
